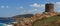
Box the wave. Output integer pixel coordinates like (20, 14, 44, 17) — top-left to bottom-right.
(6, 24, 13, 26)
(0, 23, 13, 26)
(0, 23, 6, 26)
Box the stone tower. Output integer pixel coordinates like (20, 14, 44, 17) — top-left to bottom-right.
(43, 3, 57, 16)
(45, 3, 54, 12)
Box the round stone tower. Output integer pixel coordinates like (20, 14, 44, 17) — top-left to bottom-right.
(43, 3, 57, 16)
(45, 3, 54, 12)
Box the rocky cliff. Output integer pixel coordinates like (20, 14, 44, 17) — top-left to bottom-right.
(12, 12, 58, 26)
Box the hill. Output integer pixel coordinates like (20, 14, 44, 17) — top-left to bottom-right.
(13, 14, 33, 18)
(33, 15, 60, 26)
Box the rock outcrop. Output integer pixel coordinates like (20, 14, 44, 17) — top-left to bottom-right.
(12, 12, 57, 26)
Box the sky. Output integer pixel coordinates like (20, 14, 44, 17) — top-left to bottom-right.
(0, 0, 60, 17)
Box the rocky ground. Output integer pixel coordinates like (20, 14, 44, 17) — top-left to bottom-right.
(33, 15, 60, 26)
(13, 12, 58, 26)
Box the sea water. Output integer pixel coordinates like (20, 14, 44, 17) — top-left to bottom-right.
(0, 23, 13, 26)
(0, 18, 14, 26)
(0, 23, 6, 26)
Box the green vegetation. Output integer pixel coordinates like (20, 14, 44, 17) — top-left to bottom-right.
(32, 16, 60, 26)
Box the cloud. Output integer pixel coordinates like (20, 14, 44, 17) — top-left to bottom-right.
(55, 2, 60, 8)
(28, 9, 38, 13)
(6, 6, 9, 8)
(18, 9, 42, 14)
(28, 3, 45, 13)
(27, 9, 43, 14)
(30, 3, 40, 8)
(1, 6, 5, 8)
(56, 2, 60, 5)
(17, 10, 27, 14)
(55, 2, 60, 12)
(57, 10, 60, 12)
(16, 6, 24, 10)
(1, 6, 9, 8)
(19, 6, 24, 9)
(30, 3, 45, 9)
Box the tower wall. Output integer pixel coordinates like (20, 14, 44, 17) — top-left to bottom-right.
(45, 3, 54, 12)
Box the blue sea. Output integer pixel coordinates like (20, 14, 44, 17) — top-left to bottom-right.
(0, 23, 6, 26)
(0, 18, 14, 26)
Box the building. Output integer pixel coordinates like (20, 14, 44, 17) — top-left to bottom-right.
(45, 3, 54, 12)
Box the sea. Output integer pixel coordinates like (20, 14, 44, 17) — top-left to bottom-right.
(0, 18, 14, 26)
(0, 23, 6, 26)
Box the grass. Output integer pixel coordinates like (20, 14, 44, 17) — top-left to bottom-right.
(32, 15, 60, 26)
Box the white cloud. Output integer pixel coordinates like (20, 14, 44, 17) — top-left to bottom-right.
(55, 2, 60, 8)
(28, 9, 38, 13)
(1, 6, 4, 8)
(1, 6, 9, 8)
(28, 3, 45, 13)
(27, 9, 42, 14)
(55, 2, 60, 12)
(30, 3, 40, 8)
(56, 2, 60, 5)
(6, 6, 9, 8)
(16, 6, 24, 10)
(30, 3, 45, 9)
(57, 10, 60, 12)
(40, 4, 45, 8)
(19, 10, 27, 14)
(19, 6, 24, 9)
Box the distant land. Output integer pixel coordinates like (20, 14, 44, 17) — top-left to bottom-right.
(13, 14, 33, 18)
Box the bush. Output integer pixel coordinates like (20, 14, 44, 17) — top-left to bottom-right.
(32, 16, 60, 26)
